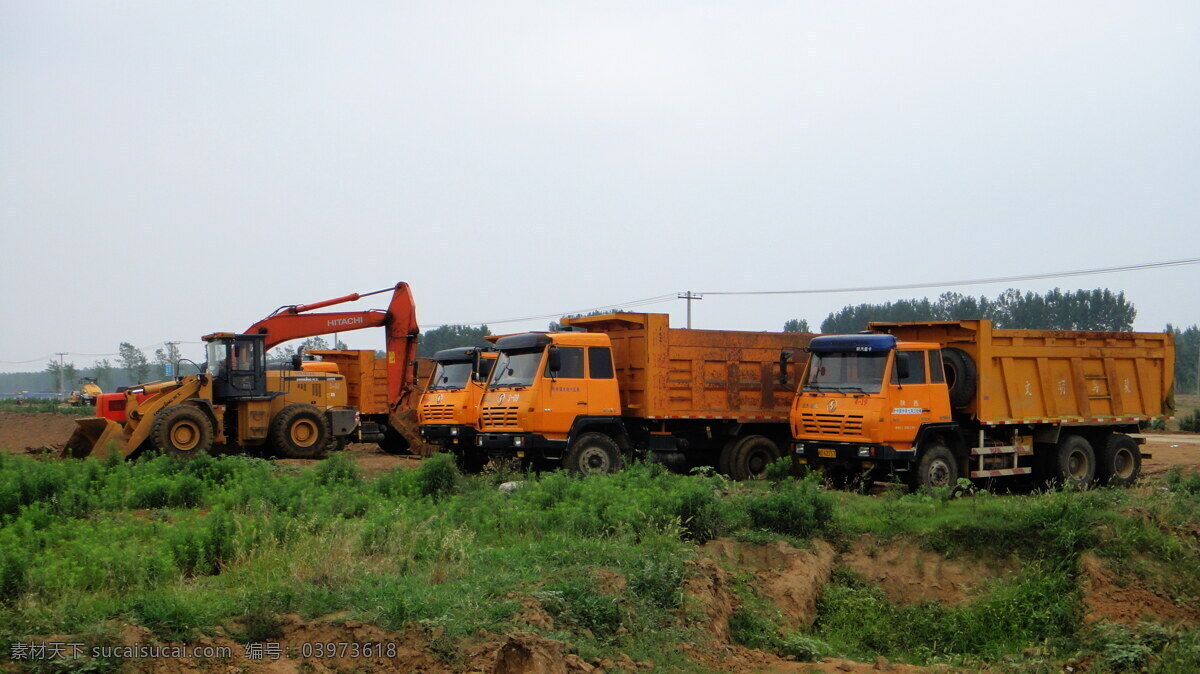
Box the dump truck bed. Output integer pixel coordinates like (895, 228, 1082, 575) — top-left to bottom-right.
(560, 313, 812, 422)
(869, 320, 1175, 425)
(307, 350, 433, 414)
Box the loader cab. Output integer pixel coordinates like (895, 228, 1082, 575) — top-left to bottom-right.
(203, 333, 267, 400)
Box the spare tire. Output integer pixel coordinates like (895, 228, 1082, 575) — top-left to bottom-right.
(941, 348, 977, 408)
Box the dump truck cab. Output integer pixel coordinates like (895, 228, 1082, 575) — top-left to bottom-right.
(476, 331, 621, 466)
(791, 334, 955, 480)
(417, 347, 497, 470)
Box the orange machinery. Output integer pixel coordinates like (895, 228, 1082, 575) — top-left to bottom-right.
(790, 320, 1175, 489)
(474, 312, 813, 478)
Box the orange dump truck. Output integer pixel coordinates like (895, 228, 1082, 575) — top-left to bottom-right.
(790, 320, 1175, 489)
(475, 312, 813, 477)
(417, 347, 497, 471)
(306, 350, 434, 454)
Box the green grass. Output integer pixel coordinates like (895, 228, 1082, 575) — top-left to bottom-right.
(0, 452, 1197, 671)
(0, 400, 97, 415)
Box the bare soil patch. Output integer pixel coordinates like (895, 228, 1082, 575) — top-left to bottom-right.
(840, 539, 1016, 606)
(1080, 553, 1200, 627)
(0, 412, 78, 452)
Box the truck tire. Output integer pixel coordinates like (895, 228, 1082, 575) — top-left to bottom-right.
(1097, 434, 1140, 487)
(910, 443, 958, 490)
(727, 435, 781, 481)
(941, 348, 977, 408)
(151, 405, 213, 459)
(271, 403, 331, 459)
(1055, 434, 1095, 488)
(378, 425, 413, 456)
(564, 432, 623, 475)
(718, 437, 738, 477)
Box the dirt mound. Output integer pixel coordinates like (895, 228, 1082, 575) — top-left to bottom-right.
(471, 632, 596, 674)
(1081, 554, 1200, 626)
(704, 538, 836, 628)
(840, 539, 1014, 606)
(0, 412, 78, 452)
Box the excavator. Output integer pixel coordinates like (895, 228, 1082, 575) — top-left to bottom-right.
(63, 283, 421, 460)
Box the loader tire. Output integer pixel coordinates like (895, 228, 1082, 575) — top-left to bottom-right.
(1097, 434, 1140, 487)
(563, 432, 622, 475)
(1055, 434, 1095, 488)
(271, 403, 331, 459)
(726, 435, 781, 481)
(151, 405, 213, 459)
(942, 348, 977, 408)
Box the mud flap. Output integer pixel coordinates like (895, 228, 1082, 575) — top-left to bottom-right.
(62, 418, 129, 459)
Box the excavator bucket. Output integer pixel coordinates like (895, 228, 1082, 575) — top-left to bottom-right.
(62, 418, 130, 459)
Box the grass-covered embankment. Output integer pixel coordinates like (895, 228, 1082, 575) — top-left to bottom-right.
(0, 451, 1198, 672)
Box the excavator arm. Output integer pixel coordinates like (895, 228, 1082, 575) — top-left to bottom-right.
(243, 282, 420, 411)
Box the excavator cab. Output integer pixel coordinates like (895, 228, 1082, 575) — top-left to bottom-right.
(203, 333, 268, 399)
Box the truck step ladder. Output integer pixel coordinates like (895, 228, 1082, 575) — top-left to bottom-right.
(969, 431, 1033, 478)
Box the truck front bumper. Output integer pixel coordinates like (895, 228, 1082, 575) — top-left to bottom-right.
(420, 424, 477, 447)
(793, 440, 916, 466)
(475, 432, 567, 460)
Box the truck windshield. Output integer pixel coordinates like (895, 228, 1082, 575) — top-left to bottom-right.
(429, 361, 472, 390)
(490, 349, 544, 388)
(804, 351, 890, 393)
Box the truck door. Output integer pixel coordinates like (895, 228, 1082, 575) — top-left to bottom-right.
(544, 346, 587, 435)
(586, 346, 620, 416)
(889, 350, 934, 436)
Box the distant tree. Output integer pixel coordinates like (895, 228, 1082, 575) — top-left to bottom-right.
(820, 288, 1136, 334)
(154, 343, 181, 377)
(268, 344, 296, 363)
(1168, 324, 1199, 396)
(92, 359, 114, 390)
(118, 342, 150, 383)
(418, 325, 493, 357)
(782, 318, 811, 333)
(45, 360, 64, 394)
(63, 362, 79, 389)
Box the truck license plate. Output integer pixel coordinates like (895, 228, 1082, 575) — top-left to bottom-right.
(818, 448, 837, 459)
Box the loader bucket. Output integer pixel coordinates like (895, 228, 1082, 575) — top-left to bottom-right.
(62, 418, 129, 459)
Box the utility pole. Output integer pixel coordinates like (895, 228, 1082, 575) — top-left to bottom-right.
(678, 291, 703, 329)
(55, 352, 67, 398)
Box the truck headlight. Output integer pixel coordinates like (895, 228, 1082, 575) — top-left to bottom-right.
(450, 427, 459, 436)
(513, 436, 524, 447)
(857, 447, 872, 458)
(794, 443, 805, 454)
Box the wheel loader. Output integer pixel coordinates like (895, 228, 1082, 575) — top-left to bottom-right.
(63, 332, 358, 460)
(66, 377, 102, 407)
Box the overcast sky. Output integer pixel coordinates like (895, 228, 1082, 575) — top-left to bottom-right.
(1, 2, 1197, 371)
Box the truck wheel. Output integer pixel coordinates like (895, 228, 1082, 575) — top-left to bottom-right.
(378, 425, 413, 456)
(271, 403, 331, 459)
(911, 443, 958, 490)
(564, 432, 623, 475)
(1055, 434, 1095, 488)
(151, 405, 213, 459)
(717, 437, 738, 476)
(1097, 434, 1140, 487)
(727, 435, 781, 481)
(942, 348, 977, 408)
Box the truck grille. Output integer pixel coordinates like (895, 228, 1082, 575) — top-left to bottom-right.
(481, 405, 519, 428)
(798, 412, 864, 437)
(421, 403, 455, 422)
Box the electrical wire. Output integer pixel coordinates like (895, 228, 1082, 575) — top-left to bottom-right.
(698, 257, 1200, 296)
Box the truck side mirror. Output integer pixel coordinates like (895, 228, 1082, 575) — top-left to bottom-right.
(547, 346, 561, 374)
(778, 351, 792, 386)
(411, 359, 419, 383)
(895, 353, 910, 381)
(471, 350, 481, 382)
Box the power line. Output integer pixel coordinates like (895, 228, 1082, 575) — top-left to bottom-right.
(699, 257, 1200, 296)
